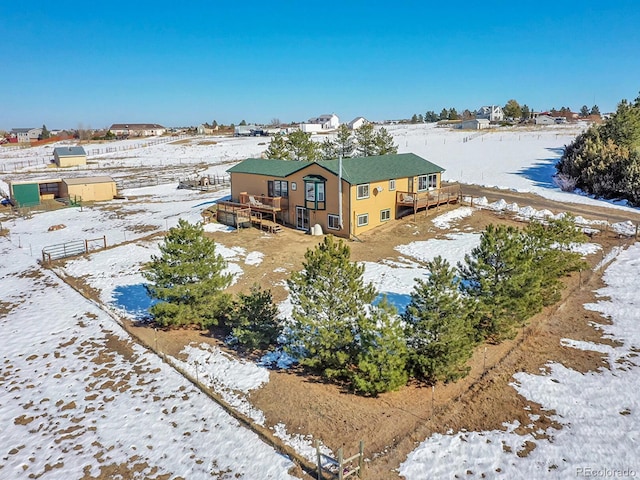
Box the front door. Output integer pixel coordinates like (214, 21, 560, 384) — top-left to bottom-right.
(296, 206, 309, 231)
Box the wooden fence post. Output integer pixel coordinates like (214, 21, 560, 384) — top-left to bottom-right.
(315, 440, 322, 480)
(358, 440, 364, 478)
(337, 448, 344, 480)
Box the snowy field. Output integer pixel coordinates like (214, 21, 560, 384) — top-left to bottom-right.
(1, 124, 640, 478)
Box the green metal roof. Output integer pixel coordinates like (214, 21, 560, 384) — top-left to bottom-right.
(226, 158, 310, 178)
(227, 153, 444, 184)
(318, 153, 444, 185)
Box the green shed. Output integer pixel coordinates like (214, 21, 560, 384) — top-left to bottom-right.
(10, 182, 41, 207)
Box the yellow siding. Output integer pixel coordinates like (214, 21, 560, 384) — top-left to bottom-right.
(55, 155, 87, 167)
(60, 181, 116, 202)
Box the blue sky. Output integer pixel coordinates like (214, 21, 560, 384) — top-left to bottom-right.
(2, 1, 639, 130)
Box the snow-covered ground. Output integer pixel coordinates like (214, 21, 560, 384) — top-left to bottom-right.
(1, 125, 639, 478)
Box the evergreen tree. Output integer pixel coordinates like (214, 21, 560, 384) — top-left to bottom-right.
(351, 297, 408, 395)
(41, 124, 51, 139)
(411, 114, 419, 124)
(239, 119, 247, 126)
(403, 257, 474, 383)
(448, 108, 459, 120)
(355, 122, 377, 156)
(285, 236, 376, 380)
(335, 123, 355, 158)
(418, 113, 424, 123)
(320, 137, 338, 160)
(580, 105, 590, 117)
(521, 105, 531, 120)
(459, 224, 544, 342)
(524, 215, 588, 305)
(212, 120, 218, 128)
(439, 108, 449, 121)
(590, 105, 601, 116)
(143, 219, 232, 328)
(425, 111, 439, 122)
(373, 127, 398, 155)
(229, 284, 282, 352)
(264, 133, 292, 160)
(503, 99, 522, 119)
(287, 130, 319, 161)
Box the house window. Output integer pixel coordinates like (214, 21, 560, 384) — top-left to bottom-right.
(418, 174, 438, 191)
(380, 209, 391, 222)
(357, 184, 370, 199)
(267, 180, 288, 198)
(357, 213, 369, 227)
(328, 214, 340, 230)
(389, 179, 396, 191)
(304, 176, 326, 210)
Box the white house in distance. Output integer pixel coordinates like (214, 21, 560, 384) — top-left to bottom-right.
(108, 124, 166, 137)
(534, 115, 555, 125)
(458, 118, 490, 130)
(347, 117, 367, 130)
(300, 113, 340, 133)
(476, 106, 504, 122)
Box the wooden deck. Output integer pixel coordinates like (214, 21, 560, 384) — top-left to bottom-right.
(238, 192, 282, 222)
(215, 201, 252, 228)
(396, 184, 461, 218)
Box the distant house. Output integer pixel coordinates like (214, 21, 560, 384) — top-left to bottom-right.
(197, 124, 218, 135)
(234, 125, 260, 136)
(535, 115, 555, 125)
(300, 113, 340, 133)
(53, 146, 87, 167)
(108, 124, 166, 137)
(10, 128, 43, 143)
(459, 119, 490, 130)
(476, 106, 504, 122)
(347, 117, 367, 130)
(225, 153, 460, 238)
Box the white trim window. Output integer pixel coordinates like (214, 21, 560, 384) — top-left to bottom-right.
(380, 209, 391, 222)
(389, 179, 396, 191)
(418, 174, 438, 191)
(328, 214, 340, 230)
(357, 213, 369, 227)
(356, 184, 370, 199)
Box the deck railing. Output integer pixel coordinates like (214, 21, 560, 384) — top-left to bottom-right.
(396, 184, 461, 207)
(238, 192, 282, 210)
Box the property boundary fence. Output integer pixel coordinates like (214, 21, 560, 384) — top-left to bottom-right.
(41, 236, 107, 263)
(315, 440, 364, 480)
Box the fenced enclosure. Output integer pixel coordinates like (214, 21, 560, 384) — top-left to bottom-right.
(41, 236, 107, 263)
(315, 440, 364, 479)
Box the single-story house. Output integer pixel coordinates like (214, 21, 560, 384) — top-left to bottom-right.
(535, 115, 555, 125)
(458, 119, 490, 130)
(53, 146, 87, 167)
(10, 128, 43, 143)
(108, 124, 166, 137)
(197, 124, 218, 135)
(476, 106, 504, 122)
(226, 153, 460, 238)
(9, 176, 117, 207)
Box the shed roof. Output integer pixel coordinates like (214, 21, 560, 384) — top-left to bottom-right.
(54, 146, 86, 157)
(227, 153, 445, 185)
(62, 176, 115, 185)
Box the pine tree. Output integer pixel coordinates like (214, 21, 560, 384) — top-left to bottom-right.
(448, 108, 459, 120)
(410, 114, 419, 124)
(425, 111, 439, 122)
(287, 130, 319, 161)
(351, 297, 408, 395)
(459, 224, 543, 342)
(41, 124, 50, 139)
(229, 284, 282, 352)
(320, 137, 338, 160)
(285, 236, 376, 379)
(403, 257, 474, 383)
(335, 123, 355, 158)
(354, 122, 376, 156)
(521, 105, 531, 120)
(439, 108, 449, 121)
(580, 105, 590, 117)
(264, 133, 292, 160)
(590, 105, 601, 116)
(418, 114, 424, 123)
(239, 119, 247, 126)
(503, 99, 522, 119)
(143, 219, 233, 328)
(373, 127, 398, 155)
